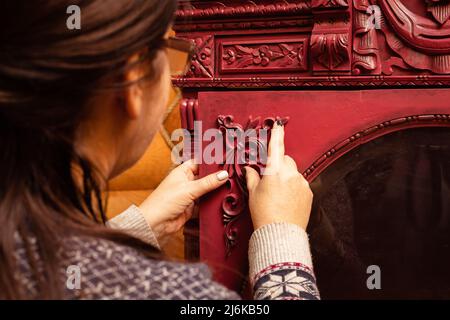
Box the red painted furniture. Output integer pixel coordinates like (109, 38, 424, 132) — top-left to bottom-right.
(174, 0, 450, 299)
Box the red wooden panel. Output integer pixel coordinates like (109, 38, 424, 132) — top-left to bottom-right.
(195, 89, 450, 291)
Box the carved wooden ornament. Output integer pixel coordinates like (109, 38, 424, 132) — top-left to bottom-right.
(217, 115, 289, 256)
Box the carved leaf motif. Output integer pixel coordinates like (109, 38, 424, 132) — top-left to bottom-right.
(312, 0, 349, 8)
(426, 0, 450, 25)
(234, 45, 254, 55)
(311, 34, 349, 70)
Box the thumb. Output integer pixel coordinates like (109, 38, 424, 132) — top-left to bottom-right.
(188, 170, 229, 199)
(245, 166, 260, 192)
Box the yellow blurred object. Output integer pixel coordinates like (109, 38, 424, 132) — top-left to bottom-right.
(108, 131, 174, 191)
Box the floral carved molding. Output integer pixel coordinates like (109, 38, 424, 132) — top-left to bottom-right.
(221, 40, 307, 73)
(217, 115, 289, 256)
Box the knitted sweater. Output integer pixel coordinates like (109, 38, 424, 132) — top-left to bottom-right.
(17, 206, 320, 300)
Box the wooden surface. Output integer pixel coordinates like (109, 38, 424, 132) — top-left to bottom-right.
(174, 0, 450, 294)
(196, 89, 450, 290)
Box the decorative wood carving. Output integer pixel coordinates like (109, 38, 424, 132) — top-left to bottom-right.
(312, 0, 349, 8)
(381, 0, 450, 52)
(176, 0, 311, 20)
(174, 0, 450, 88)
(174, 76, 450, 88)
(426, 0, 450, 25)
(216, 115, 289, 256)
(220, 39, 307, 73)
(185, 36, 214, 78)
(311, 33, 350, 72)
(310, 0, 351, 74)
(174, 19, 312, 32)
(175, 0, 312, 32)
(378, 0, 450, 74)
(352, 0, 450, 75)
(352, 0, 381, 74)
(180, 98, 199, 131)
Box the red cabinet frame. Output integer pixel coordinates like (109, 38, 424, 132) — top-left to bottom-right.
(174, 0, 450, 294)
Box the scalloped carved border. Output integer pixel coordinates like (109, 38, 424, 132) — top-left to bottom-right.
(174, 18, 312, 32)
(173, 75, 450, 88)
(303, 114, 450, 181)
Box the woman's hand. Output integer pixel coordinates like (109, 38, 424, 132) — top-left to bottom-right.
(139, 160, 229, 245)
(245, 121, 313, 231)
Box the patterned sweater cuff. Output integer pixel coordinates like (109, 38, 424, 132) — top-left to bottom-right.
(248, 222, 313, 284)
(106, 205, 161, 250)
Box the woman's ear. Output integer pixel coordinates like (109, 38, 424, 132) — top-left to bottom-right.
(121, 53, 146, 120)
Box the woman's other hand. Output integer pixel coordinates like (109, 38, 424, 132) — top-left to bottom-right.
(245, 122, 313, 231)
(139, 159, 229, 244)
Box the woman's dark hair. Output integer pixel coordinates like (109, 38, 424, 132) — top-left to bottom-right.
(0, 0, 177, 299)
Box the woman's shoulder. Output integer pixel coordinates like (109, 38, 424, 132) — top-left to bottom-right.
(63, 234, 210, 281)
(61, 235, 239, 300)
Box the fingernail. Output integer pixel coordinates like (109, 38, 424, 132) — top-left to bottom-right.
(276, 119, 284, 127)
(216, 170, 229, 181)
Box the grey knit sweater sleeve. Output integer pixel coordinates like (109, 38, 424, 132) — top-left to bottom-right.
(107, 205, 161, 249)
(101, 206, 320, 300)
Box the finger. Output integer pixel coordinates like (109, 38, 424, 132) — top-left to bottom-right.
(284, 155, 298, 171)
(244, 166, 260, 192)
(267, 121, 285, 171)
(188, 170, 229, 199)
(180, 159, 199, 175)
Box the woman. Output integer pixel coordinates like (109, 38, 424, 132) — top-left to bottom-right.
(0, 0, 319, 299)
